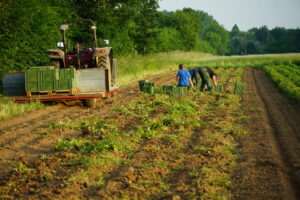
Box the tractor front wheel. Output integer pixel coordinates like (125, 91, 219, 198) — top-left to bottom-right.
(83, 98, 97, 108)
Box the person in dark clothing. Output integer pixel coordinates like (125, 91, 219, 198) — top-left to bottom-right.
(189, 68, 199, 86)
(197, 66, 218, 91)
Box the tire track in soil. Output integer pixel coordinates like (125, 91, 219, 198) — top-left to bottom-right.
(233, 68, 300, 200)
(0, 71, 176, 186)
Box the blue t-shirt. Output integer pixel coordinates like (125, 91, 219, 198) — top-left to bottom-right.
(177, 69, 191, 86)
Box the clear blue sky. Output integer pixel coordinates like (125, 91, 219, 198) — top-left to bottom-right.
(158, 0, 300, 31)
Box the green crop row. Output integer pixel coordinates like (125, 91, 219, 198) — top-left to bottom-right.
(263, 65, 300, 103)
(272, 66, 300, 87)
(279, 65, 300, 77)
(196, 53, 300, 68)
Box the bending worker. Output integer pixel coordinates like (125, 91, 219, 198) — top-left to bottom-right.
(197, 66, 218, 91)
(176, 64, 195, 90)
(189, 68, 199, 87)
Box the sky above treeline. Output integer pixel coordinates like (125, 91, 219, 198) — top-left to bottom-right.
(158, 0, 300, 31)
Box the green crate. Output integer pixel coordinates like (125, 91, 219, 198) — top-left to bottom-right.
(214, 85, 224, 93)
(56, 79, 77, 90)
(143, 85, 155, 94)
(234, 83, 245, 96)
(25, 68, 77, 92)
(25, 69, 59, 91)
(59, 68, 76, 79)
(139, 80, 150, 91)
(174, 87, 188, 96)
(163, 85, 175, 94)
(163, 86, 188, 96)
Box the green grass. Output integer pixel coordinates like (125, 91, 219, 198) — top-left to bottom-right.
(116, 51, 212, 86)
(0, 98, 44, 120)
(196, 53, 300, 68)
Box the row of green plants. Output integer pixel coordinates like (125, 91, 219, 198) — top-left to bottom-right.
(196, 53, 300, 68)
(263, 64, 300, 102)
(270, 65, 300, 87)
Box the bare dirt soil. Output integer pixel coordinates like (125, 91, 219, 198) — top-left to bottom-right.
(233, 68, 300, 200)
(0, 68, 299, 199)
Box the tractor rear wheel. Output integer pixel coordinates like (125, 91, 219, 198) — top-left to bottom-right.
(83, 98, 97, 108)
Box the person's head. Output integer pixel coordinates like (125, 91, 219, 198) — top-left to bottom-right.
(179, 64, 185, 70)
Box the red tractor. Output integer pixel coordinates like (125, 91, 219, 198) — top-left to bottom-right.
(2, 19, 118, 107)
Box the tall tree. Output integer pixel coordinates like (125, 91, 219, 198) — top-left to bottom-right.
(0, 0, 74, 72)
(230, 24, 240, 37)
(197, 11, 230, 55)
(134, 0, 159, 54)
(171, 8, 201, 51)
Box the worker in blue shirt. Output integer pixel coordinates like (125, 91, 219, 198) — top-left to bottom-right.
(176, 64, 195, 90)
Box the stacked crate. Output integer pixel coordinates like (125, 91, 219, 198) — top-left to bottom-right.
(163, 85, 188, 96)
(57, 68, 77, 91)
(25, 67, 77, 96)
(139, 80, 155, 94)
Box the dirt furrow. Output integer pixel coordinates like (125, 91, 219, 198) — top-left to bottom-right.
(233, 68, 300, 200)
(251, 68, 300, 197)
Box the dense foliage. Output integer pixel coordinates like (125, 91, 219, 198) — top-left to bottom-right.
(230, 25, 300, 55)
(0, 0, 299, 75)
(0, 0, 227, 74)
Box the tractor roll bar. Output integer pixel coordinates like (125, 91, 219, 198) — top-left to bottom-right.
(60, 19, 98, 52)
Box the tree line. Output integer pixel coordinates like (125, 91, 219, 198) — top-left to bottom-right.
(230, 24, 300, 55)
(0, 0, 299, 73)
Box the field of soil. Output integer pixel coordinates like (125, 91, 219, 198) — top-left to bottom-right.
(0, 68, 299, 199)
